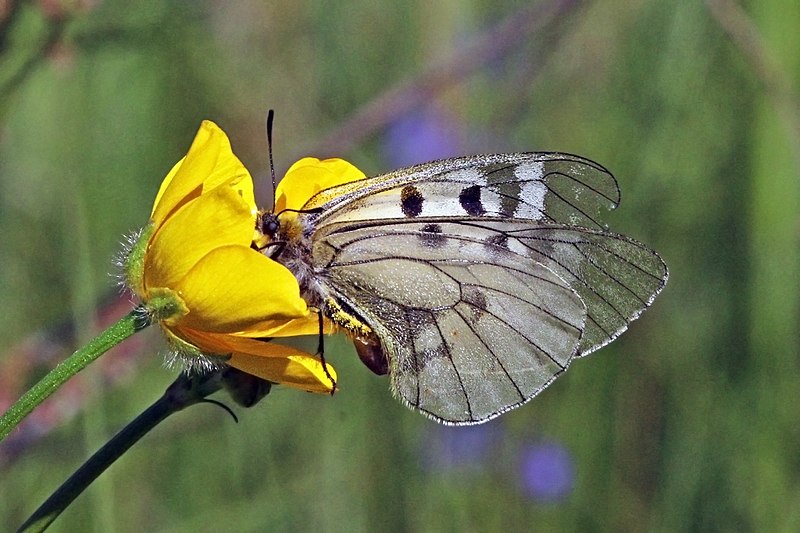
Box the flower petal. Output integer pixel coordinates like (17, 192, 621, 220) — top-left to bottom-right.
(275, 157, 366, 212)
(170, 245, 308, 333)
(151, 121, 255, 226)
(173, 315, 336, 352)
(241, 315, 338, 338)
(174, 314, 335, 349)
(174, 328, 336, 393)
(228, 350, 337, 394)
(145, 182, 254, 290)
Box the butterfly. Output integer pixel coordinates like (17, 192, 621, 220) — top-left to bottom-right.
(259, 153, 668, 425)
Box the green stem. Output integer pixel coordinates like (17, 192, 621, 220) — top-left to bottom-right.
(0, 307, 151, 442)
(17, 372, 225, 533)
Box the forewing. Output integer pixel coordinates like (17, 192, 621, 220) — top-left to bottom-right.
(304, 153, 619, 230)
(314, 220, 587, 424)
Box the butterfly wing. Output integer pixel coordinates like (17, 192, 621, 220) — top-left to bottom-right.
(314, 219, 587, 424)
(305, 152, 619, 229)
(297, 154, 667, 423)
(307, 154, 667, 354)
(447, 219, 669, 355)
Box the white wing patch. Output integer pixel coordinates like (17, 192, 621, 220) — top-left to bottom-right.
(514, 162, 547, 219)
(443, 167, 484, 183)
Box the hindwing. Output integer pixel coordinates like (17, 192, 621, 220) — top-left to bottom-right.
(314, 219, 587, 424)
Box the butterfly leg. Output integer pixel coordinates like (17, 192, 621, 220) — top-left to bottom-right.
(315, 309, 337, 395)
(252, 238, 287, 260)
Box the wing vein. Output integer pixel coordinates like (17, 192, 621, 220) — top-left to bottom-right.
(451, 304, 526, 402)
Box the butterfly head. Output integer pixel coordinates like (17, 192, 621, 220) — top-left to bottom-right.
(252, 209, 280, 253)
(256, 210, 280, 240)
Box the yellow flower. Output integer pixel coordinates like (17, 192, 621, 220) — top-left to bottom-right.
(125, 121, 337, 393)
(274, 156, 367, 213)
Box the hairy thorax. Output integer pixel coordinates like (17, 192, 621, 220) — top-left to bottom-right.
(273, 213, 327, 309)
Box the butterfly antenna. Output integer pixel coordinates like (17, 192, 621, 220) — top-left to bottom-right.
(266, 109, 277, 210)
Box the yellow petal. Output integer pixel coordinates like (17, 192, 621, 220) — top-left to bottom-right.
(151, 121, 255, 226)
(242, 314, 338, 338)
(228, 350, 337, 394)
(172, 330, 336, 394)
(145, 181, 254, 291)
(275, 157, 366, 212)
(177, 313, 335, 344)
(170, 245, 308, 333)
(169, 326, 253, 354)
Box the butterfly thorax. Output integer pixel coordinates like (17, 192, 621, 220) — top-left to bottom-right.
(267, 212, 324, 307)
(257, 209, 376, 335)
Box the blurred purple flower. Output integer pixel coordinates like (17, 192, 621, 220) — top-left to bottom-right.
(383, 106, 464, 168)
(519, 442, 574, 503)
(421, 422, 501, 471)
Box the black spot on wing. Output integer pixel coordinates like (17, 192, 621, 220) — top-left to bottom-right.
(401, 185, 424, 217)
(415, 343, 449, 373)
(459, 185, 485, 216)
(421, 223, 442, 233)
(419, 223, 446, 247)
(485, 233, 509, 249)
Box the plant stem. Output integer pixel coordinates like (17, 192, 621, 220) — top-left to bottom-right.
(0, 308, 150, 442)
(17, 371, 225, 533)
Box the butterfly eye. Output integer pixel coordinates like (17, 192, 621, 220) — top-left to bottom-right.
(257, 212, 281, 239)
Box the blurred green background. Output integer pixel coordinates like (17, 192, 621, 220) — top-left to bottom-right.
(1, 0, 798, 531)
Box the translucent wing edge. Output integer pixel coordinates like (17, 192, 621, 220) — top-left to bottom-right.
(575, 234, 669, 357)
(409, 353, 575, 426)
